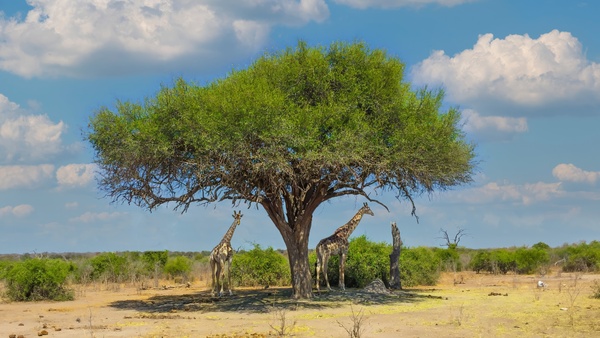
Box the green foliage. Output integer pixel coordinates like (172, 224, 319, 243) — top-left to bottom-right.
(399, 247, 441, 287)
(2, 258, 74, 301)
(90, 252, 128, 282)
(532, 242, 550, 250)
(231, 244, 290, 287)
(142, 251, 169, 271)
(558, 241, 600, 272)
(434, 247, 462, 272)
(492, 249, 517, 274)
(164, 256, 192, 277)
(345, 236, 391, 288)
(515, 247, 549, 274)
(322, 236, 391, 288)
(469, 250, 493, 274)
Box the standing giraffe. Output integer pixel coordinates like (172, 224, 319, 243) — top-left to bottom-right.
(209, 211, 243, 297)
(315, 202, 374, 292)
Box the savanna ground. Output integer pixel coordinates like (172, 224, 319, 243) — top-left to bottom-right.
(1, 271, 599, 338)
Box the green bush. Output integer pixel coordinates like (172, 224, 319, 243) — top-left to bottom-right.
(319, 236, 391, 288)
(515, 247, 549, 274)
(2, 258, 74, 301)
(470, 250, 493, 273)
(491, 249, 517, 274)
(434, 247, 462, 272)
(90, 252, 128, 283)
(231, 244, 290, 287)
(399, 246, 441, 287)
(559, 241, 600, 272)
(164, 255, 192, 278)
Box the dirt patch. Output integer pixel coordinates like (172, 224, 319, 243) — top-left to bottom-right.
(1, 272, 599, 337)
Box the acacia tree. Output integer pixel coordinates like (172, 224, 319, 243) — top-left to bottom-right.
(86, 41, 476, 299)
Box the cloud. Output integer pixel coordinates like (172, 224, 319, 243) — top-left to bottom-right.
(462, 109, 528, 141)
(333, 0, 476, 9)
(553, 163, 600, 184)
(65, 201, 79, 209)
(0, 0, 329, 78)
(69, 211, 127, 223)
(0, 164, 55, 190)
(0, 94, 65, 163)
(0, 204, 34, 218)
(56, 163, 97, 188)
(453, 181, 564, 205)
(412, 30, 600, 115)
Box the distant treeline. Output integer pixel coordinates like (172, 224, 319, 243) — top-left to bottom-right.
(0, 238, 598, 301)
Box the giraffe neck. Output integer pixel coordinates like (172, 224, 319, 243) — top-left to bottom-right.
(334, 212, 365, 240)
(220, 219, 240, 245)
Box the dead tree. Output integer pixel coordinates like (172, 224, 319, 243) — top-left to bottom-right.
(439, 227, 467, 250)
(389, 222, 402, 290)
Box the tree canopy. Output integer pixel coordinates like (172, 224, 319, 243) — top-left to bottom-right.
(87, 41, 476, 298)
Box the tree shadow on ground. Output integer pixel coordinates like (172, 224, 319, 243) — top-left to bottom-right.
(109, 287, 439, 314)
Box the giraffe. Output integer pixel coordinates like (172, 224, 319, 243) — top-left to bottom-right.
(209, 211, 243, 297)
(315, 202, 374, 292)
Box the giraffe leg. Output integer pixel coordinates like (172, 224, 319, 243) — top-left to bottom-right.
(323, 255, 331, 291)
(316, 252, 322, 292)
(215, 264, 223, 297)
(218, 262, 226, 297)
(339, 252, 346, 291)
(210, 260, 217, 296)
(226, 257, 233, 296)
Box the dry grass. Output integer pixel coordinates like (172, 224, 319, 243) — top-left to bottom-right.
(1, 272, 599, 337)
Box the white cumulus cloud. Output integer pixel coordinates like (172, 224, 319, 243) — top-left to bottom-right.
(454, 181, 564, 206)
(56, 163, 97, 188)
(553, 163, 600, 184)
(462, 109, 528, 141)
(69, 211, 127, 223)
(0, 204, 34, 217)
(333, 0, 475, 9)
(0, 164, 55, 190)
(412, 30, 600, 114)
(0, 0, 329, 78)
(0, 94, 65, 163)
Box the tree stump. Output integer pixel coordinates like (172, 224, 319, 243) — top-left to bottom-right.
(389, 222, 402, 289)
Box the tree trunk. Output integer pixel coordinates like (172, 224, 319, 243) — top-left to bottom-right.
(389, 222, 402, 290)
(280, 222, 313, 299)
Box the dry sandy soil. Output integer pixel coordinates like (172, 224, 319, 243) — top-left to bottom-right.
(1, 272, 599, 337)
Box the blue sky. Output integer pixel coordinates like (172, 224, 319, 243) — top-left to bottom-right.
(0, 0, 599, 254)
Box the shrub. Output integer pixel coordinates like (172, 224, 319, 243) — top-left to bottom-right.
(90, 252, 128, 283)
(400, 247, 441, 287)
(470, 250, 493, 274)
(491, 249, 517, 274)
(164, 255, 192, 278)
(2, 258, 74, 301)
(560, 241, 600, 272)
(434, 247, 462, 272)
(231, 244, 290, 287)
(515, 247, 549, 274)
(320, 236, 391, 288)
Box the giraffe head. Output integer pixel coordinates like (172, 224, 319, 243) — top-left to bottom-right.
(360, 202, 374, 217)
(233, 210, 243, 223)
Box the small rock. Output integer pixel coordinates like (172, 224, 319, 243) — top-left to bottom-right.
(37, 330, 48, 336)
(18, 323, 24, 326)
(9, 334, 17, 338)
